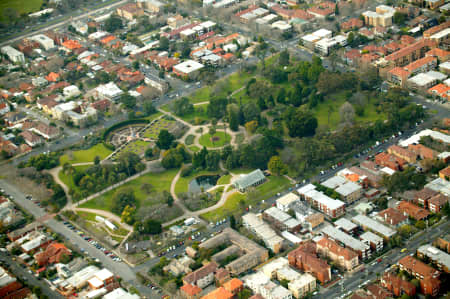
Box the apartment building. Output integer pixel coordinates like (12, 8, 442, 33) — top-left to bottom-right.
(387, 145, 417, 163)
(417, 244, 450, 273)
(352, 214, 396, 239)
(321, 225, 371, 260)
(397, 201, 430, 220)
(288, 241, 331, 284)
(398, 256, 440, 296)
(242, 213, 284, 253)
(297, 184, 345, 218)
(199, 228, 269, 275)
(316, 237, 359, 271)
(428, 194, 449, 213)
(276, 193, 300, 212)
(263, 207, 302, 233)
(362, 5, 395, 27)
(183, 262, 218, 289)
(404, 56, 437, 76)
(360, 231, 383, 253)
(384, 39, 436, 67)
(381, 272, 416, 298)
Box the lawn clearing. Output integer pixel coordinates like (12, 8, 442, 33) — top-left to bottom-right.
(201, 175, 291, 221)
(314, 91, 386, 130)
(60, 144, 112, 165)
(198, 132, 232, 148)
(217, 174, 231, 185)
(179, 104, 209, 124)
(79, 169, 178, 213)
(188, 145, 201, 152)
(0, 0, 42, 23)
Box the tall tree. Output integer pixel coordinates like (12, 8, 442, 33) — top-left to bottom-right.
(156, 130, 175, 150)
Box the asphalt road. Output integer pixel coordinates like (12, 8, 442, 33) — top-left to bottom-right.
(0, 251, 64, 299)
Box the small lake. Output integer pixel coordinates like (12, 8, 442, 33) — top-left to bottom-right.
(188, 175, 220, 193)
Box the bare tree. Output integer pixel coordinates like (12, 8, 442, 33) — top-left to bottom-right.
(339, 101, 355, 125)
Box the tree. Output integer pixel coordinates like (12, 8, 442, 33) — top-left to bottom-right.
(335, 3, 339, 15)
(132, 60, 140, 70)
(339, 101, 355, 125)
(285, 107, 318, 138)
(156, 129, 175, 150)
(229, 215, 237, 229)
(393, 12, 407, 25)
(171, 97, 193, 116)
(104, 15, 123, 32)
(143, 101, 156, 116)
(94, 156, 100, 165)
(245, 120, 258, 134)
(229, 109, 239, 131)
(268, 156, 287, 176)
(279, 49, 290, 66)
(111, 188, 136, 214)
(141, 218, 162, 234)
(159, 36, 170, 51)
(119, 93, 136, 110)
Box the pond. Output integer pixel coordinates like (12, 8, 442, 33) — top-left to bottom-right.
(188, 175, 220, 194)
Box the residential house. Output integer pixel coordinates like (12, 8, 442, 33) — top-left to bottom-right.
(35, 243, 71, 266)
(0, 102, 10, 115)
(366, 284, 393, 299)
(427, 83, 450, 99)
(397, 201, 430, 220)
(137, 0, 164, 13)
(376, 208, 408, 227)
(0, 266, 30, 299)
(375, 152, 406, 171)
(414, 188, 439, 208)
(341, 18, 363, 31)
(19, 131, 42, 147)
(116, 3, 144, 21)
(180, 283, 202, 299)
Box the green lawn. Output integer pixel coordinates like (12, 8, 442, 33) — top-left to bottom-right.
(188, 145, 201, 152)
(314, 92, 386, 130)
(0, 0, 42, 22)
(198, 132, 232, 148)
(58, 165, 91, 193)
(144, 111, 163, 121)
(201, 175, 291, 221)
(77, 211, 129, 236)
(79, 169, 179, 213)
(174, 170, 221, 194)
(179, 104, 209, 124)
(185, 135, 195, 145)
(217, 174, 231, 185)
(60, 144, 112, 165)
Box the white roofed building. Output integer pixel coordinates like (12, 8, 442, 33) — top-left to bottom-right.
(31, 34, 55, 50)
(95, 82, 123, 101)
(102, 288, 140, 299)
(173, 60, 204, 79)
(1, 46, 25, 63)
(276, 193, 299, 212)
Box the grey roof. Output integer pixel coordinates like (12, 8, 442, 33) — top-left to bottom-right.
(351, 214, 396, 238)
(321, 176, 347, 189)
(335, 181, 362, 197)
(264, 207, 291, 223)
(360, 231, 383, 244)
(334, 218, 357, 232)
(234, 169, 265, 190)
(417, 244, 450, 270)
(322, 225, 369, 252)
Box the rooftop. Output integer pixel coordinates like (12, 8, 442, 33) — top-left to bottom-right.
(352, 214, 396, 238)
(417, 244, 450, 270)
(322, 225, 369, 252)
(335, 218, 357, 232)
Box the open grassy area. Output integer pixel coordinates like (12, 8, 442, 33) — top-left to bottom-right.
(314, 92, 386, 130)
(198, 132, 232, 148)
(201, 175, 291, 221)
(174, 170, 221, 194)
(0, 0, 42, 22)
(58, 165, 91, 194)
(79, 169, 178, 213)
(60, 144, 112, 165)
(185, 135, 195, 145)
(179, 104, 209, 124)
(217, 174, 231, 185)
(188, 145, 201, 152)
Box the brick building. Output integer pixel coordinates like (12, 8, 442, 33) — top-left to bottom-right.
(381, 272, 416, 297)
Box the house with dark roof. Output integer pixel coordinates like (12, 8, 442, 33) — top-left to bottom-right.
(19, 131, 42, 147)
(183, 262, 218, 289)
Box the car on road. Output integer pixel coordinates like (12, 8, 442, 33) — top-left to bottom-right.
(401, 248, 407, 253)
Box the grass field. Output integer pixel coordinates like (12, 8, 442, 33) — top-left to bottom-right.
(201, 175, 291, 221)
(217, 174, 231, 185)
(174, 170, 221, 194)
(198, 132, 232, 148)
(58, 165, 91, 194)
(180, 104, 210, 124)
(80, 169, 178, 213)
(188, 145, 201, 152)
(60, 144, 112, 165)
(0, 0, 42, 22)
(314, 92, 386, 130)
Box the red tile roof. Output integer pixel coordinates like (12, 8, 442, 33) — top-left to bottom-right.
(201, 287, 233, 299)
(388, 67, 410, 78)
(398, 256, 440, 279)
(223, 278, 243, 293)
(377, 208, 407, 226)
(180, 283, 202, 296)
(397, 201, 430, 220)
(404, 56, 436, 73)
(426, 48, 450, 58)
(62, 40, 82, 50)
